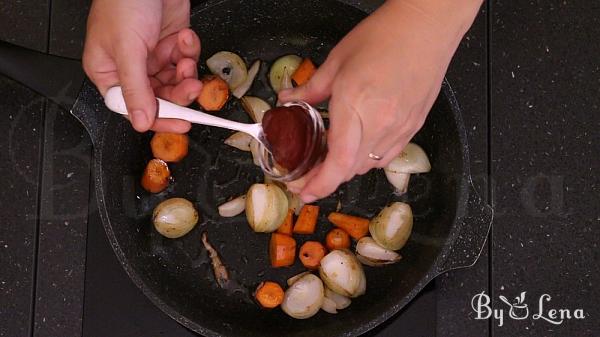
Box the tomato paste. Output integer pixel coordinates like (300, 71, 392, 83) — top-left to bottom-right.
(262, 105, 314, 171)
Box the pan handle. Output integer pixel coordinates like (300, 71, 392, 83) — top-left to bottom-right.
(437, 180, 493, 274)
(0, 41, 84, 111)
(0, 41, 106, 146)
(68, 81, 109, 147)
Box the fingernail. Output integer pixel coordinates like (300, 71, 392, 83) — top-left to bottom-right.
(183, 34, 193, 47)
(301, 194, 317, 204)
(188, 92, 198, 101)
(130, 110, 148, 129)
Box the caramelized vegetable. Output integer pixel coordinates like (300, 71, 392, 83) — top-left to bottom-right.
(293, 205, 320, 234)
(197, 75, 229, 111)
(153, 198, 198, 238)
(269, 233, 296, 267)
(150, 132, 189, 162)
(291, 58, 317, 86)
(254, 281, 285, 309)
(141, 159, 170, 193)
(281, 274, 324, 319)
(327, 212, 370, 240)
(325, 228, 351, 250)
(246, 183, 289, 233)
(299, 241, 327, 270)
(269, 55, 302, 93)
(276, 209, 294, 236)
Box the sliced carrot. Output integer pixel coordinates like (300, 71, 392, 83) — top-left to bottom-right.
(293, 205, 319, 234)
(325, 228, 351, 250)
(269, 233, 296, 268)
(327, 212, 370, 240)
(150, 132, 189, 162)
(141, 159, 170, 193)
(291, 58, 317, 86)
(254, 281, 284, 309)
(299, 241, 327, 270)
(276, 209, 294, 236)
(197, 75, 229, 111)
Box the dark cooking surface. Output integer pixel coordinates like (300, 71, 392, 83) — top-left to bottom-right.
(74, 1, 489, 335)
(1, 1, 598, 337)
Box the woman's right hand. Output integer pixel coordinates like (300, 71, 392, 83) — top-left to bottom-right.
(281, 0, 481, 203)
(83, 0, 203, 133)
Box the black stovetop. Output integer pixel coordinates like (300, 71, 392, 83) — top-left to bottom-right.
(0, 1, 598, 337)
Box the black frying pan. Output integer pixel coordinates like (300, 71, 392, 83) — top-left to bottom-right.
(0, 0, 492, 336)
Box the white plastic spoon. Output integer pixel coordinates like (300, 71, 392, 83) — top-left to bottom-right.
(104, 86, 269, 147)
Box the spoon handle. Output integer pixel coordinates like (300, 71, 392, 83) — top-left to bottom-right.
(104, 86, 260, 136)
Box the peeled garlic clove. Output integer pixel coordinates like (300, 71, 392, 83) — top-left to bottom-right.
(207, 51, 248, 90)
(263, 174, 274, 185)
(369, 202, 413, 251)
(356, 269, 366, 295)
(288, 193, 305, 216)
(385, 143, 431, 174)
(263, 174, 287, 193)
(153, 198, 199, 238)
(264, 174, 284, 189)
(321, 297, 338, 314)
(249, 139, 261, 166)
(224, 132, 252, 151)
(232, 60, 260, 98)
(269, 55, 302, 93)
(281, 273, 324, 319)
(287, 271, 311, 287)
(356, 237, 402, 266)
(241, 96, 271, 123)
(275, 68, 294, 107)
(245, 183, 288, 233)
(325, 287, 351, 310)
(319, 249, 366, 298)
(384, 143, 431, 194)
(385, 172, 410, 195)
(281, 68, 293, 90)
(218, 195, 246, 217)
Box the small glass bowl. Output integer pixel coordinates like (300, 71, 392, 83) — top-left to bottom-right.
(257, 101, 327, 182)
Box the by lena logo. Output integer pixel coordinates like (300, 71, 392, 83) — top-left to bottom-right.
(499, 292, 529, 320)
(471, 291, 586, 327)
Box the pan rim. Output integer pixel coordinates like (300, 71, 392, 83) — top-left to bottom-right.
(79, 0, 483, 335)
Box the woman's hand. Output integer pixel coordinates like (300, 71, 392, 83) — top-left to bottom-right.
(281, 0, 481, 203)
(83, 0, 202, 133)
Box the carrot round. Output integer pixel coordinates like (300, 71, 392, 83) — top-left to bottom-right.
(150, 132, 189, 162)
(291, 58, 317, 87)
(327, 212, 370, 240)
(276, 209, 294, 236)
(269, 233, 296, 268)
(141, 159, 170, 193)
(325, 228, 351, 250)
(293, 205, 319, 234)
(254, 281, 284, 309)
(197, 75, 229, 111)
(299, 241, 326, 270)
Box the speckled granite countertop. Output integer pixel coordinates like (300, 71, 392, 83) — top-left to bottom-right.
(0, 1, 597, 337)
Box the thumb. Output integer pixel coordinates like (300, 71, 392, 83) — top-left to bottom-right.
(278, 56, 339, 105)
(115, 40, 156, 132)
